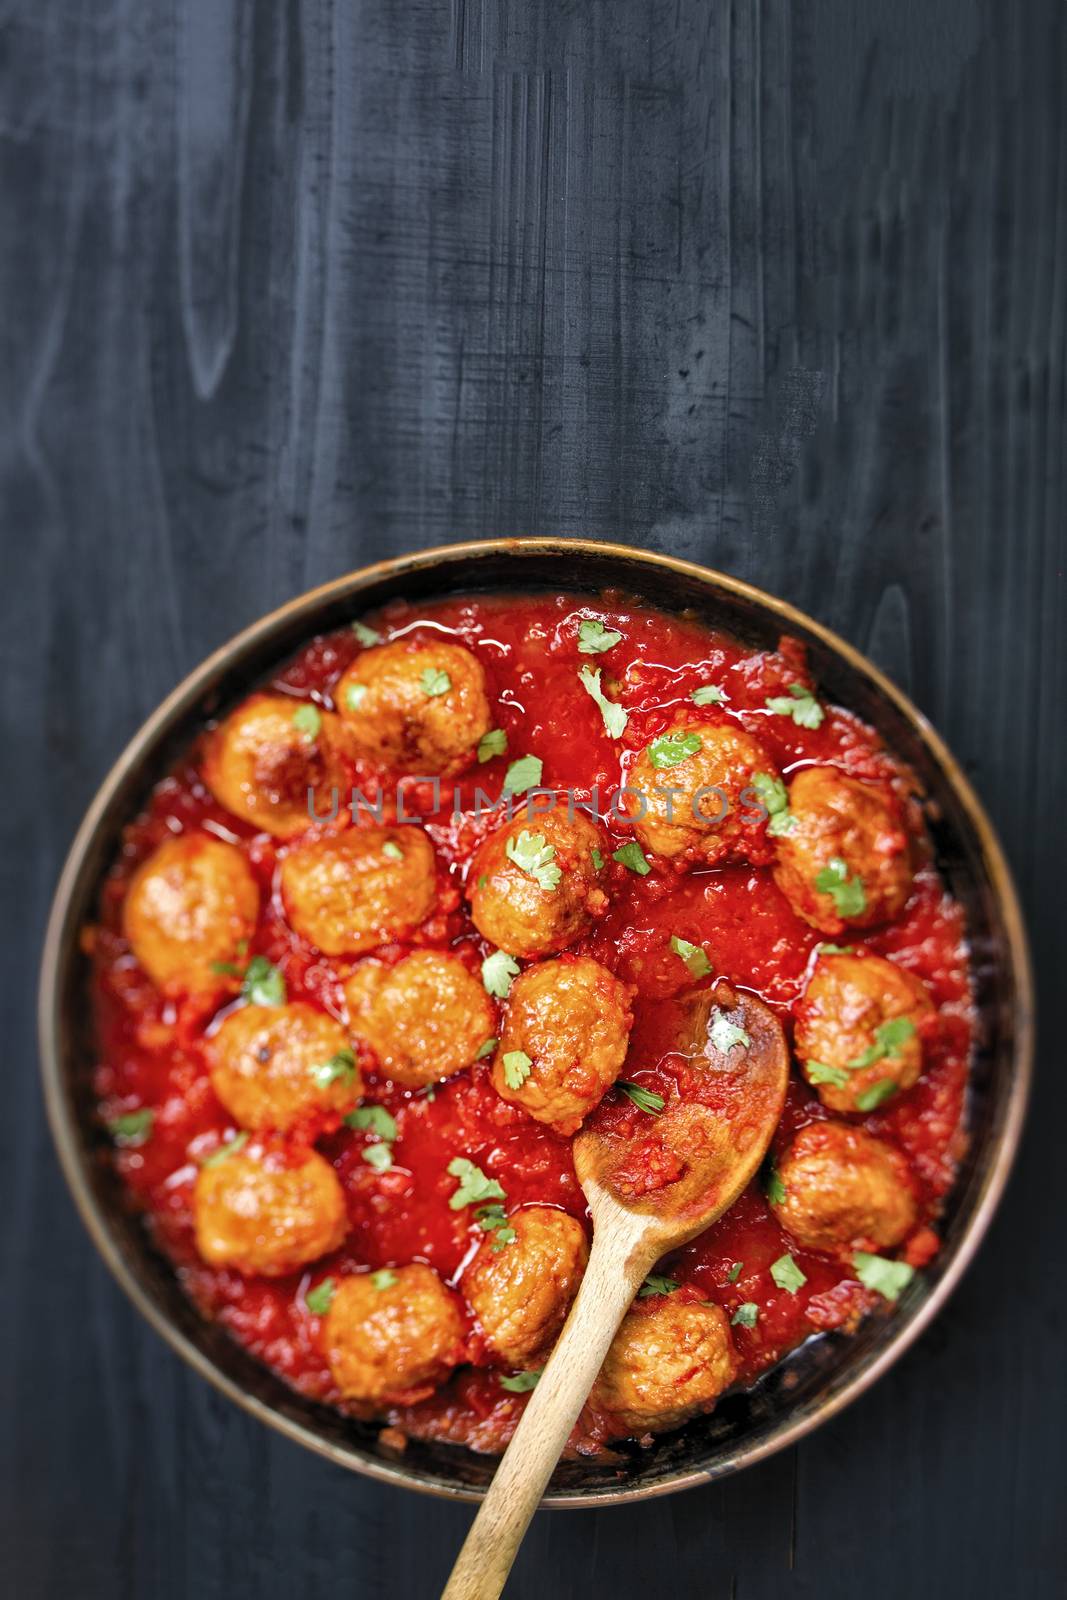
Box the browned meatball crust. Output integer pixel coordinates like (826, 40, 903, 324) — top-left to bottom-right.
(335, 639, 491, 777)
(208, 1001, 362, 1131)
(322, 1264, 465, 1405)
(490, 956, 635, 1134)
(772, 1121, 918, 1254)
(122, 833, 259, 996)
(468, 806, 609, 959)
(463, 1206, 589, 1368)
(343, 950, 494, 1087)
(626, 721, 779, 866)
(280, 824, 436, 955)
(591, 1297, 738, 1435)
(202, 693, 349, 839)
(795, 953, 934, 1114)
(193, 1148, 347, 1276)
(772, 766, 914, 934)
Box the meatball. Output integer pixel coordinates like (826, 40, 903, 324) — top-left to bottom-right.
(201, 692, 349, 839)
(122, 833, 259, 995)
(280, 824, 436, 956)
(626, 721, 779, 866)
(772, 766, 914, 934)
(772, 1121, 918, 1254)
(795, 953, 934, 1114)
(343, 950, 494, 1088)
(208, 1002, 362, 1131)
(491, 956, 635, 1134)
(193, 1148, 347, 1276)
(335, 639, 491, 777)
(591, 1298, 738, 1435)
(322, 1264, 464, 1405)
(463, 1206, 589, 1368)
(468, 805, 609, 959)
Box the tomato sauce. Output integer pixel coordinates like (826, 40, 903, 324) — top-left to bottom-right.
(89, 592, 973, 1456)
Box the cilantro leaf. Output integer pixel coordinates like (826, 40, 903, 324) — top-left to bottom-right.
(577, 618, 623, 654)
(420, 667, 451, 697)
(475, 1036, 497, 1060)
(646, 730, 703, 769)
(345, 1104, 397, 1141)
(500, 1370, 541, 1393)
(848, 1016, 917, 1068)
(305, 1278, 335, 1315)
(292, 703, 322, 739)
(751, 770, 796, 837)
(765, 683, 825, 729)
(475, 1202, 516, 1250)
(814, 856, 868, 918)
(764, 1162, 787, 1206)
(726, 1262, 743, 1283)
(382, 840, 403, 861)
(241, 956, 286, 1007)
(203, 1131, 249, 1168)
(502, 1050, 533, 1089)
(478, 728, 508, 762)
(344, 682, 368, 711)
(817, 942, 856, 956)
(618, 1080, 665, 1114)
(505, 829, 560, 891)
(481, 949, 519, 998)
(448, 1157, 506, 1210)
(310, 1049, 358, 1090)
(351, 621, 381, 645)
(731, 1302, 759, 1328)
(107, 1109, 154, 1146)
(362, 1143, 393, 1171)
(708, 1007, 751, 1054)
(638, 1274, 679, 1298)
(670, 935, 713, 979)
(853, 1252, 915, 1301)
(578, 665, 628, 737)
(613, 841, 651, 875)
(370, 1268, 398, 1290)
(503, 754, 543, 793)
(691, 684, 727, 706)
(855, 1077, 899, 1111)
(590, 847, 604, 871)
(770, 1253, 807, 1294)
(806, 1060, 850, 1089)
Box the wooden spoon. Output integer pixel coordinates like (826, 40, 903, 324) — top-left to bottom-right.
(441, 982, 790, 1600)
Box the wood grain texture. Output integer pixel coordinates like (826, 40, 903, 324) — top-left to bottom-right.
(1, 1, 1064, 1596)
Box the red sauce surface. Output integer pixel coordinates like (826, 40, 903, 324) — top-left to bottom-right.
(89, 592, 973, 1456)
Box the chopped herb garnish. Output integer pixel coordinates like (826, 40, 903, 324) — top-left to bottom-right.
(814, 856, 868, 918)
(669, 935, 713, 979)
(590, 847, 605, 871)
(478, 728, 508, 762)
(770, 1253, 807, 1294)
(476, 1204, 516, 1250)
(817, 942, 856, 956)
(381, 840, 403, 861)
(210, 960, 243, 977)
(853, 1252, 915, 1301)
(751, 771, 796, 837)
(764, 1162, 787, 1206)
(448, 1157, 506, 1210)
(370, 1268, 398, 1291)
(807, 1060, 851, 1089)
(613, 841, 651, 875)
(691, 684, 727, 706)
(618, 1080, 665, 1115)
(475, 1037, 498, 1061)
(362, 1143, 393, 1172)
(351, 621, 381, 645)
(310, 1049, 358, 1090)
(477, 873, 488, 889)
(481, 949, 519, 998)
(203, 1131, 249, 1168)
(345, 1104, 398, 1141)
(421, 667, 451, 697)
(732, 1302, 759, 1328)
(107, 1109, 154, 1146)
(765, 683, 825, 729)
(505, 829, 560, 891)
(726, 1262, 743, 1284)
(708, 1008, 751, 1054)
(305, 1278, 335, 1315)
(344, 682, 368, 712)
(646, 730, 703, 769)
(577, 618, 623, 654)
(848, 1016, 916, 1069)
(241, 956, 286, 1007)
(638, 1274, 680, 1298)
(500, 1370, 541, 1393)
(503, 753, 543, 794)
(292, 703, 322, 739)
(578, 664, 628, 738)
(502, 1050, 533, 1089)
(855, 1077, 899, 1112)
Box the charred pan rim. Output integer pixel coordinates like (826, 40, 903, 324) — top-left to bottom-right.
(38, 538, 1034, 1508)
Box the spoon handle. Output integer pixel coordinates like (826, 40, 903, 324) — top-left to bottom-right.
(441, 1216, 652, 1600)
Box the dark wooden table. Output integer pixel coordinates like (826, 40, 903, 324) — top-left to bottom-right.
(3, 2, 1063, 1595)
